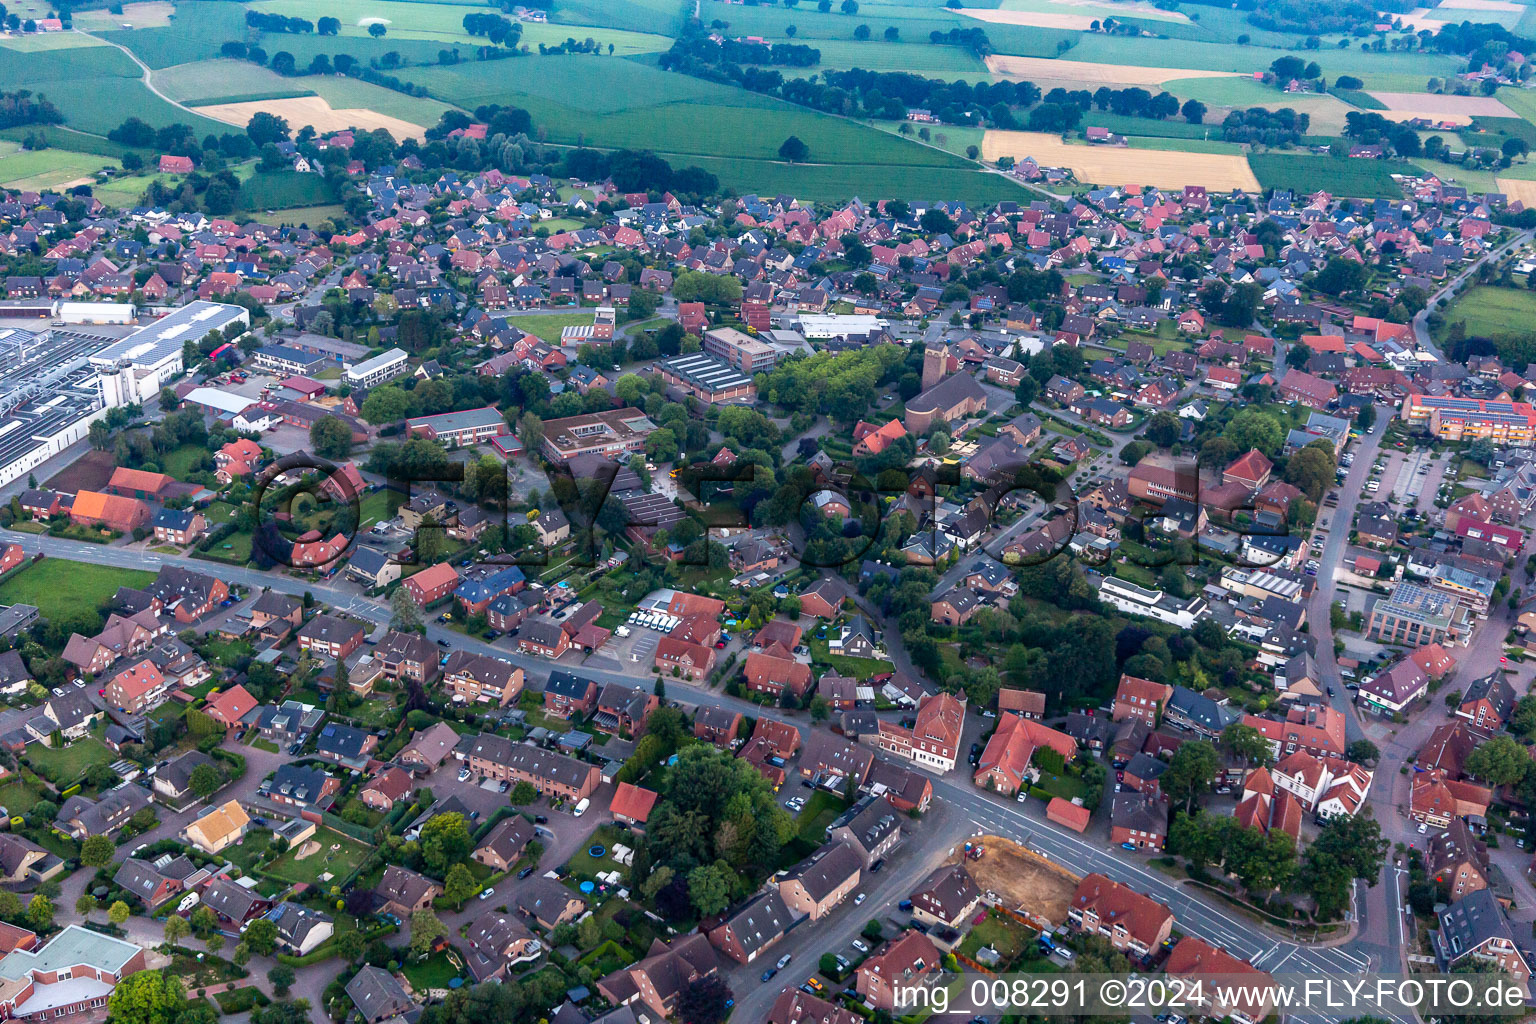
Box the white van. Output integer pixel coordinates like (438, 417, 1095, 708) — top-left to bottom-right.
(574, 798, 590, 817)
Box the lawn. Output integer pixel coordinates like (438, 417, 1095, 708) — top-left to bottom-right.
(810, 636, 893, 680)
(198, 531, 254, 565)
(1433, 286, 1536, 355)
(1032, 769, 1088, 803)
(1248, 153, 1414, 200)
(262, 826, 372, 886)
(25, 737, 113, 785)
(159, 443, 212, 480)
(0, 776, 43, 817)
(795, 789, 850, 844)
(505, 313, 598, 343)
(958, 910, 1034, 964)
(565, 824, 630, 883)
(0, 559, 154, 622)
(402, 949, 464, 990)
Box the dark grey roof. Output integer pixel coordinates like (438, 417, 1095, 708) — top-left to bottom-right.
(346, 965, 417, 1022)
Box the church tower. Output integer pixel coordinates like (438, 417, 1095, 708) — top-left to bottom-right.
(921, 341, 947, 391)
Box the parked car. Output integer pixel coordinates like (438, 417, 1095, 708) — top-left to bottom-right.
(517, 866, 535, 880)
(761, 968, 777, 982)
(776, 954, 793, 969)
(457, 768, 472, 782)
(478, 886, 496, 901)
(851, 939, 869, 953)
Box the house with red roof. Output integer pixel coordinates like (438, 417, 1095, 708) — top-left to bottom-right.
(1222, 449, 1273, 488)
(1067, 874, 1173, 961)
(609, 782, 658, 828)
(203, 684, 258, 732)
(973, 713, 1078, 796)
(1166, 938, 1275, 1024)
(158, 155, 194, 174)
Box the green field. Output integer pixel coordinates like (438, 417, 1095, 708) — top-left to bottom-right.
(249, 0, 676, 53)
(549, 0, 686, 35)
(1128, 136, 1246, 154)
(0, 42, 225, 136)
(667, 152, 1028, 203)
(0, 125, 145, 159)
(789, 38, 988, 75)
(1248, 153, 1415, 199)
(259, 203, 347, 226)
(1067, 34, 1463, 89)
(156, 59, 454, 126)
(240, 170, 336, 211)
(0, 559, 155, 621)
(696, 0, 1073, 57)
(0, 32, 109, 51)
(0, 143, 118, 189)
(94, 2, 252, 69)
(506, 313, 596, 343)
(410, 52, 1021, 199)
(1434, 286, 1536, 350)
(1078, 113, 1217, 140)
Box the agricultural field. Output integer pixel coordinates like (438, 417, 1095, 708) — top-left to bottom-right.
(1370, 91, 1517, 125)
(196, 95, 429, 141)
(0, 143, 118, 190)
(1248, 153, 1419, 200)
(0, 41, 226, 136)
(959, 0, 1192, 30)
(1064, 34, 1463, 89)
(1127, 136, 1246, 155)
(787, 38, 990, 76)
(982, 129, 1259, 189)
(409, 51, 1014, 202)
(94, 1, 251, 68)
(696, 0, 1074, 57)
(1497, 178, 1536, 205)
(550, 0, 686, 35)
(248, 0, 675, 53)
(659, 152, 1029, 204)
(0, 31, 108, 50)
(987, 54, 1237, 88)
(158, 59, 453, 126)
(73, 1, 176, 30)
(1163, 76, 1354, 134)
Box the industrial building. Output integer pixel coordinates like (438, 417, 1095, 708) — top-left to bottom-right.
(88, 300, 249, 406)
